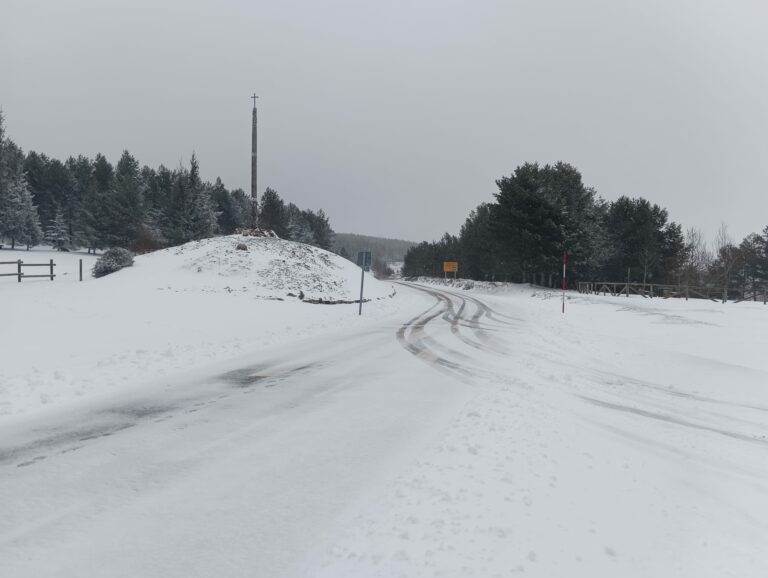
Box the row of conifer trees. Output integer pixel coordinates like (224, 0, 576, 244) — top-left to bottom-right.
(0, 112, 333, 254)
(404, 162, 768, 297)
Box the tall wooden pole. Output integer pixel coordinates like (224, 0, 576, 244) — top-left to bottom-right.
(251, 94, 259, 225)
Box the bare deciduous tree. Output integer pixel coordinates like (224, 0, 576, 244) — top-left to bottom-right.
(714, 222, 738, 303)
(683, 227, 711, 293)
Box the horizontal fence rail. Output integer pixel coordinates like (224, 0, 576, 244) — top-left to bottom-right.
(0, 259, 56, 282)
(577, 281, 767, 304)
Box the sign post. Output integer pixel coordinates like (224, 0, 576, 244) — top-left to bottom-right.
(443, 261, 459, 280)
(357, 251, 372, 315)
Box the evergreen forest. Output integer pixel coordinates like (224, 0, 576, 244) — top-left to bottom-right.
(0, 112, 334, 254)
(403, 162, 768, 297)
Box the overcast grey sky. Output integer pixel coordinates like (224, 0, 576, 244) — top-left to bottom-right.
(2, 0, 766, 243)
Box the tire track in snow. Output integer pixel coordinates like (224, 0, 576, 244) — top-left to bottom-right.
(580, 395, 768, 446)
(395, 283, 507, 380)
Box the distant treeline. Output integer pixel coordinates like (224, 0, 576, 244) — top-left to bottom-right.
(333, 233, 415, 263)
(333, 232, 416, 279)
(404, 162, 768, 297)
(0, 111, 333, 253)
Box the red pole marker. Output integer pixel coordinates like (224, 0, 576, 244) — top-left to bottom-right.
(561, 250, 567, 314)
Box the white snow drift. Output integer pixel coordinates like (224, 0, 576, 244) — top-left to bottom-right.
(0, 236, 393, 420)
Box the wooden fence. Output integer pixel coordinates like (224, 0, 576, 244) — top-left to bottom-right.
(577, 281, 767, 304)
(0, 259, 56, 282)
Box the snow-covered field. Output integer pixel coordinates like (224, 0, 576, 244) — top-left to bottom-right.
(1, 248, 767, 577)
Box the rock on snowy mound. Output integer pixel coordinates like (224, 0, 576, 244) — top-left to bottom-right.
(117, 235, 392, 302)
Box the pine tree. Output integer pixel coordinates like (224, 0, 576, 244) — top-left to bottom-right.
(185, 155, 218, 240)
(4, 170, 43, 249)
(0, 175, 23, 248)
(65, 155, 94, 249)
(211, 178, 236, 234)
(229, 188, 252, 232)
(459, 204, 499, 280)
(0, 112, 30, 247)
(189, 183, 219, 240)
(104, 151, 145, 248)
(82, 154, 114, 253)
(0, 109, 7, 224)
(166, 165, 191, 245)
(45, 209, 71, 250)
(20, 183, 43, 249)
(286, 203, 315, 244)
(603, 196, 682, 284)
(491, 167, 563, 283)
(259, 187, 289, 237)
(304, 208, 334, 250)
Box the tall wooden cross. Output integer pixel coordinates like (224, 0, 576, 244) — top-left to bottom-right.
(251, 94, 258, 204)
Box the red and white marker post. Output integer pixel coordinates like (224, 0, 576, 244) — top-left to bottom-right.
(561, 250, 567, 314)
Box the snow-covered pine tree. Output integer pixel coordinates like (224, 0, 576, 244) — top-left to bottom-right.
(305, 208, 334, 250)
(286, 203, 315, 244)
(0, 110, 14, 246)
(187, 155, 218, 241)
(229, 188, 252, 232)
(65, 155, 98, 250)
(103, 151, 145, 248)
(5, 170, 43, 249)
(258, 188, 289, 237)
(133, 207, 167, 253)
(189, 184, 218, 240)
(80, 153, 114, 253)
(45, 209, 71, 251)
(0, 178, 23, 248)
(210, 178, 234, 234)
(0, 110, 7, 230)
(20, 183, 43, 249)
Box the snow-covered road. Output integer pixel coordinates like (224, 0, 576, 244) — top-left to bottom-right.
(2, 282, 768, 577)
(0, 283, 485, 577)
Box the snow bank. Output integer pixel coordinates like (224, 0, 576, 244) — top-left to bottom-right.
(0, 236, 395, 420)
(128, 235, 392, 301)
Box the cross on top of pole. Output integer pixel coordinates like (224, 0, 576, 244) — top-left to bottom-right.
(251, 93, 259, 108)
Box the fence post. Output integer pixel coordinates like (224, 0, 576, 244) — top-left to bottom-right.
(626, 268, 630, 298)
(50, 259, 54, 281)
(17, 259, 21, 282)
(79, 259, 83, 282)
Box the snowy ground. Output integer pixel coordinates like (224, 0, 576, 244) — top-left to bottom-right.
(0, 237, 393, 420)
(1, 255, 767, 577)
(310, 285, 768, 577)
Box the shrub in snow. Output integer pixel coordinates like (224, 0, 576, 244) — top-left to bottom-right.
(92, 248, 134, 278)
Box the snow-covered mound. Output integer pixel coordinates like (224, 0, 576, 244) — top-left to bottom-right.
(0, 236, 398, 420)
(109, 235, 393, 302)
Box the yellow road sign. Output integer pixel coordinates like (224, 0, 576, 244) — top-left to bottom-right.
(443, 261, 459, 273)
